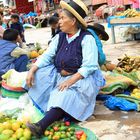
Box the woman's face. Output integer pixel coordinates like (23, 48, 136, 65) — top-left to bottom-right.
(59, 11, 76, 33)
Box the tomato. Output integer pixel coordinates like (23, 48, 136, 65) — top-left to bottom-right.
(53, 126, 59, 131)
(76, 134, 81, 139)
(65, 121, 70, 126)
(75, 130, 84, 136)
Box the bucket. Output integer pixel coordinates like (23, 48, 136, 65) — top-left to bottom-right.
(1, 81, 26, 99)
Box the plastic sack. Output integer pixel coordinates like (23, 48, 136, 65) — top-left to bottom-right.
(2, 69, 27, 87)
(105, 96, 137, 111)
(18, 102, 44, 123)
(0, 93, 44, 122)
(0, 97, 24, 118)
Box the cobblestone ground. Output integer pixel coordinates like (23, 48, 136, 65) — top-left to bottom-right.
(25, 26, 140, 140)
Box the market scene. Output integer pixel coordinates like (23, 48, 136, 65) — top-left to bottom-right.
(0, 0, 140, 140)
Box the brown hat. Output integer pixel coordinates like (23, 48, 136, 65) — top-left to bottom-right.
(87, 23, 109, 41)
(60, 0, 88, 27)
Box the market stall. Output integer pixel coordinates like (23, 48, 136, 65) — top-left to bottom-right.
(109, 17, 140, 43)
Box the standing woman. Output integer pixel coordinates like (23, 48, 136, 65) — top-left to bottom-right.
(25, 0, 105, 137)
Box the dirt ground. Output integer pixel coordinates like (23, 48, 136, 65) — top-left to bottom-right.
(25, 25, 140, 140)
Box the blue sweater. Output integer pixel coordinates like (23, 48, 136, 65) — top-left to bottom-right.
(0, 40, 17, 76)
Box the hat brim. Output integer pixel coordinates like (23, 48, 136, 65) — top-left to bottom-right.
(60, 1, 87, 27)
(88, 25, 109, 41)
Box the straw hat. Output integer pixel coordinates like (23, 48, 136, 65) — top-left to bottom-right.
(60, 0, 88, 27)
(88, 23, 109, 41)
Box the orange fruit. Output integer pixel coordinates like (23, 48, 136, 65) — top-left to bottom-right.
(12, 122, 20, 131)
(30, 51, 39, 59)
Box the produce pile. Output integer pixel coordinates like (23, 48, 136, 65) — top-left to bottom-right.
(44, 121, 87, 140)
(28, 43, 46, 59)
(116, 9, 140, 17)
(0, 114, 31, 140)
(0, 113, 90, 140)
(116, 55, 140, 72)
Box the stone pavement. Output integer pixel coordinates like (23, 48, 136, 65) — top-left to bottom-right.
(25, 27, 140, 140)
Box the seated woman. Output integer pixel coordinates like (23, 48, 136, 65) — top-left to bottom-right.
(0, 29, 29, 80)
(25, 0, 105, 137)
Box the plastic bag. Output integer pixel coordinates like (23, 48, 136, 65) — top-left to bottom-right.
(105, 96, 137, 111)
(0, 97, 23, 118)
(2, 69, 27, 87)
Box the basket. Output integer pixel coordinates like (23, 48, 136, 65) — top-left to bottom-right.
(1, 81, 26, 99)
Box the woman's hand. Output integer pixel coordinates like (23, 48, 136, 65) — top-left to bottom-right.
(58, 72, 83, 91)
(26, 71, 35, 88)
(26, 65, 38, 87)
(58, 79, 72, 91)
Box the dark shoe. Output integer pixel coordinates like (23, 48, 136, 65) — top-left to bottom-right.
(26, 122, 43, 138)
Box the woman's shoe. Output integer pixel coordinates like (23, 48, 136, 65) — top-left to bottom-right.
(26, 122, 43, 138)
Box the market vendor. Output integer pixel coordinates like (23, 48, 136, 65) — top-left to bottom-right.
(0, 29, 29, 81)
(25, 0, 105, 137)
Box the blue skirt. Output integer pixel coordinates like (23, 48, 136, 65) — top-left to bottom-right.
(24, 64, 105, 121)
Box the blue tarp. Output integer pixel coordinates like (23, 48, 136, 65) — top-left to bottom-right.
(105, 96, 137, 111)
(23, 12, 37, 18)
(27, 12, 37, 17)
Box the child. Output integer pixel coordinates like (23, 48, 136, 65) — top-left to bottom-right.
(10, 14, 25, 42)
(87, 23, 116, 71)
(0, 29, 29, 80)
(48, 15, 61, 44)
(48, 14, 60, 38)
